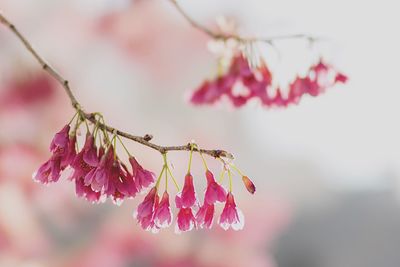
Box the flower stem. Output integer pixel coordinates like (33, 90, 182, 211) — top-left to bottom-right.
(68, 111, 79, 125)
(196, 144, 209, 170)
(117, 135, 132, 158)
(230, 164, 244, 176)
(228, 169, 233, 192)
(187, 143, 194, 174)
(219, 169, 226, 183)
(165, 165, 168, 191)
(162, 153, 180, 191)
(155, 166, 166, 190)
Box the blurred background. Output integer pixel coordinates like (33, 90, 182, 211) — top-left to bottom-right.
(0, 0, 399, 266)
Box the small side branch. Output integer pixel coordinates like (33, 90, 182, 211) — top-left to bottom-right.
(168, 0, 318, 44)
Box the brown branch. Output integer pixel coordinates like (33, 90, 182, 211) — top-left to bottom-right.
(169, 0, 318, 44)
(0, 12, 234, 160)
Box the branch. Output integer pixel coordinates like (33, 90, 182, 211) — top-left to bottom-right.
(0, 12, 234, 160)
(169, 0, 318, 44)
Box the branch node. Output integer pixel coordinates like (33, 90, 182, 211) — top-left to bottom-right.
(143, 134, 153, 142)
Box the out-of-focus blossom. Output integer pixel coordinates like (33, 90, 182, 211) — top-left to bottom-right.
(95, 0, 206, 81)
(191, 54, 347, 108)
(0, 73, 56, 110)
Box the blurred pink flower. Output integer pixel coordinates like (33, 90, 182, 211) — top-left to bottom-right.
(191, 54, 347, 108)
(0, 73, 56, 110)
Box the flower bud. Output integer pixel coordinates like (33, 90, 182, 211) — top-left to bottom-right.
(242, 176, 256, 194)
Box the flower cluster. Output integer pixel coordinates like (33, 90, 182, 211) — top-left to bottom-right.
(135, 155, 256, 233)
(33, 115, 255, 233)
(33, 116, 155, 206)
(190, 53, 348, 108)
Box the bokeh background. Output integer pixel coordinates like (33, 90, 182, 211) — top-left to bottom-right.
(0, 0, 399, 267)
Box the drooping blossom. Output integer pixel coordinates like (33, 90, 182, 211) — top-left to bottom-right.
(100, 160, 137, 205)
(242, 175, 256, 194)
(116, 163, 138, 199)
(204, 170, 226, 205)
(129, 156, 155, 192)
(191, 53, 347, 108)
(84, 146, 115, 192)
(134, 187, 159, 232)
(70, 134, 102, 203)
(176, 207, 197, 233)
(219, 192, 244, 231)
(153, 191, 172, 228)
(175, 173, 197, 208)
(196, 202, 215, 229)
(82, 144, 138, 205)
(33, 125, 76, 184)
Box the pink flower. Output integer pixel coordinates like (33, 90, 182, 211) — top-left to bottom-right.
(218, 192, 244, 231)
(84, 146, 115, 192)
(116, 163, 138, 198)
(70, 134, 102, 203)
(134, 187, 159, 232)
(190, 54, 347, 108)
(176, 207, 196, 233)
(129, 156, 155, 192)
(75, 177, 103, 203)
(33, 125, 76, 184)
(70, 134, 98, 179)
(102, 160, 125, 204)
(175, 173, 197, 208)
(195, 203, 214, 229)
(335, 72, 348, 83)
(204, 170, 226, 205)
(190, 76, 236, 105)
(33, 158, 61, 184)
(153, 191, 172, 228)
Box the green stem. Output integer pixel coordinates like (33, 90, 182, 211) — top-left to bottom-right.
(230, 164, 244, 176)
(155, 166, 166, 190)
(187, 143, 194, 174)
(68, 111, 79, 125)
(228, 169, 233, 192)
(117, 135, 132, 158)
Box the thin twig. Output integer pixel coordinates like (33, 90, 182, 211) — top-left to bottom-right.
(168, 0, 318, 44)
(0, 12, 234, 160)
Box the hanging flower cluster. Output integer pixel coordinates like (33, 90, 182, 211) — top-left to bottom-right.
(33, 114, 255, 233)
(189, 18, 347, 108)
(190, 53, 348, 108)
